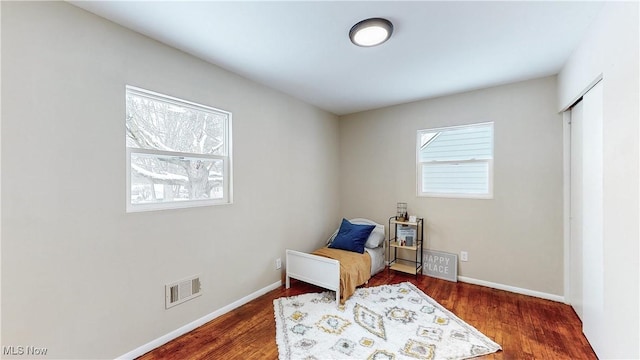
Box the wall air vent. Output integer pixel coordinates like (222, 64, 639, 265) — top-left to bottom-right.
(165, 275, 202, 309)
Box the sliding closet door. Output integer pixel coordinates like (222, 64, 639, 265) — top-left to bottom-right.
(569, 80, 604, 355)
(580, 80, 604, 354)
(569, 100, 584, 320)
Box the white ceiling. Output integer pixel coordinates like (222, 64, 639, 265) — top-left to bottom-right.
(70, 1, 603, 115)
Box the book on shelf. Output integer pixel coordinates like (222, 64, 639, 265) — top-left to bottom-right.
(397, 225, 417, 242)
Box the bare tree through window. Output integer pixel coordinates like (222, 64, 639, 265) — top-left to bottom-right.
(126, 87, 231, 211)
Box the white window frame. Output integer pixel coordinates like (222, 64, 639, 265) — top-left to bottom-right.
(416, 122, 494, 199)
(126, 86, 233, 212)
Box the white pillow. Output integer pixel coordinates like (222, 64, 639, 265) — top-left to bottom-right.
(364, 226, 385, 248)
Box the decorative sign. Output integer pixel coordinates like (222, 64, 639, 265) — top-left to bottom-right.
(423, 250, 458, 282)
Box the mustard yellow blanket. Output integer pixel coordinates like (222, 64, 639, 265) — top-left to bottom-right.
(311, 247, 371, 304)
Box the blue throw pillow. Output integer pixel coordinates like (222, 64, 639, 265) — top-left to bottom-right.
(328, 218, 376, 254)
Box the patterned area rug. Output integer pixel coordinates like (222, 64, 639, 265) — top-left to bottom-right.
(274, 282, 501, 360)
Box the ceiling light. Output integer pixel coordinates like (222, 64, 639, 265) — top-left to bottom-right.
(349, 18, 393, 47)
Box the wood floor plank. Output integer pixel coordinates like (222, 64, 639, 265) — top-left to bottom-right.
(138, 270, 596, 360)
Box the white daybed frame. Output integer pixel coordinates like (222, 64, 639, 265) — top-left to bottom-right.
(285, 249, 341, 305)
(285, 218, 384, 306)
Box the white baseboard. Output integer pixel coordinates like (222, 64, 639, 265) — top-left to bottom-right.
(117, 280, 282, 360)
(457, 276, 565, 303)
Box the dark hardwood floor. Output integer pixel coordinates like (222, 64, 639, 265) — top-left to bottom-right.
(138, 270, 596, 360)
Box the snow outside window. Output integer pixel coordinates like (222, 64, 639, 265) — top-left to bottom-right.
(126, 86, 232, 212)
(417, 122, 493, 199)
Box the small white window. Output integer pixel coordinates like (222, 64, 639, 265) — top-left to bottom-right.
(126, 86, 232, 212)
(417, 122, 493, 199)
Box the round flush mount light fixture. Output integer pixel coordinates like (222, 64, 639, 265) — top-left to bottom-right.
(349, 18, 394, 47)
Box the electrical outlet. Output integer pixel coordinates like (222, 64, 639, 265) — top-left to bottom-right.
(460, 251, 468, 262)
(275, 258, 282, 270)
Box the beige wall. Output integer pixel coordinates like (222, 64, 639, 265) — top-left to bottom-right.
(339, 76, 564, 295)
(1, 2, 339, 358)
(558, 2, 639, 358)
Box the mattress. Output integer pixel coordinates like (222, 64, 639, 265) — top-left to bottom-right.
(365, 246, 385, 275)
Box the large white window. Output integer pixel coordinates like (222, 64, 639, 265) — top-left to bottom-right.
(417, 122, 493, 199)
(126, 86, 232, 212)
